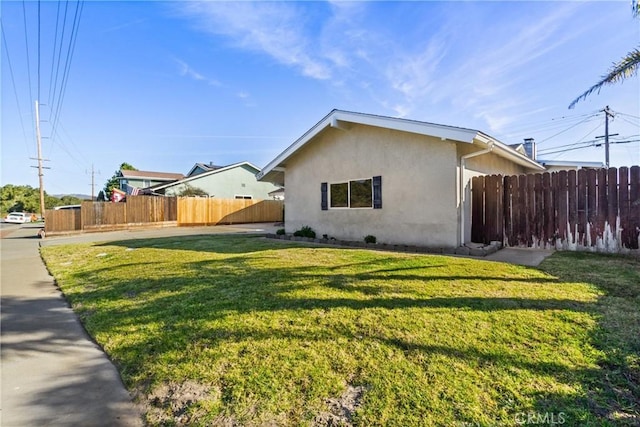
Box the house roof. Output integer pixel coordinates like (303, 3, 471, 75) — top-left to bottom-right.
(187, 162, 226, 177)
(152, 161, 262, 191)
(118, 170, 184, 181)
(537, 159, 604, 169)
(256, 109, 545, 183)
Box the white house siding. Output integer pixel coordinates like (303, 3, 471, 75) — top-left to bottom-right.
(284, 124, 460, 248)
(164, 165, 278, 199)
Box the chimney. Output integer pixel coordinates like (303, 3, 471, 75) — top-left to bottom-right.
(523, 138, 536, 160)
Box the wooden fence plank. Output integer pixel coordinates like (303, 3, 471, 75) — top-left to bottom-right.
(542, 172, 553, 246)
(471, 176, 485, 243)
(557, 170, 568, 240)
(596, 168, 608, 242)
(587, 169, 597, 245)
(619, 167, 631, 248)
(533, 174, 543, 244)
(630, 166, 640, 249)
(503, 175, 514, 246)
(577, 169, 587, 246)
(567, 170, 577, 243)
(519, 176, 528, 245)
(607, 167, 618, 228)
(485, 175, 499, 243)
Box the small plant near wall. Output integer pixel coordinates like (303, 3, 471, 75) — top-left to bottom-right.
(293, 225, 316, 238)
(364, 235, 377, 244)
(276, 228, 286, 236)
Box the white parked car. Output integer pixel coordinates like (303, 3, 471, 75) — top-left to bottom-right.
(4, 212, 33, 224)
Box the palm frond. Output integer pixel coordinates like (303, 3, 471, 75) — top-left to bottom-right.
(569, 46, 640, 109)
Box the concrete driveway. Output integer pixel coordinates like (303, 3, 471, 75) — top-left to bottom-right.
(1, 222, 279, 426)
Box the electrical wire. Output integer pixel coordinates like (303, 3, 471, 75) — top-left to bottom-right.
(535, 114, 601, 145)
(21, 0, 33, 104)
(48, 0, 70, 121)
(47, 0, 62, 106)
(1, 21, 33, 158)
(50, 0, 84, 142)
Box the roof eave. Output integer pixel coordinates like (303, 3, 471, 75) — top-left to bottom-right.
(257, 110, 478, 181)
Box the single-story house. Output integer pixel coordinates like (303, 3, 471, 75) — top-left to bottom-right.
(118, 170, 184, 193)
(268, 187, 285, 200)
(510, 138, 604, 172)
(151, 161, 280, 199)
(537, 159, 604, 172)
(257, 109, 545, 249)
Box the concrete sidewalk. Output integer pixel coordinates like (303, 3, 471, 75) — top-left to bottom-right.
(1, 225, 144, 426)
(1, 222, 548, 426)
(1, 222, 280, 426)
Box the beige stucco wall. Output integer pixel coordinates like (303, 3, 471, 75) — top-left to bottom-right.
(284, 124, 460, 247)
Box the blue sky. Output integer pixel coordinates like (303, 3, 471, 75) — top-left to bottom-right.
(2, 1, 639, 196)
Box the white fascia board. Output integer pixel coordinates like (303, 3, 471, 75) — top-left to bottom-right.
(538, 159, 604, 168)
(334, 110, 478, 143)
(257, 110, 478, 181)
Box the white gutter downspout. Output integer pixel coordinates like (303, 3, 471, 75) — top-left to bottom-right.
(459, 143, 494, 246)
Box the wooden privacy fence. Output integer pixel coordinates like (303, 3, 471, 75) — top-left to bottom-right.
(472, 166, 640, 252)
(44, 196, 178, 234)
(177, 198, 284, 226)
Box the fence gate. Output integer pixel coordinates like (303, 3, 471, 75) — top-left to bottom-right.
(471, 166, 640, 251)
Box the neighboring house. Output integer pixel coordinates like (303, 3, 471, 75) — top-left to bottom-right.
(511, 138, 604, 172)
(537, 159, 604, 172)
(152, 161, 280, 199)
(186, 162, 225, 177)
(257, 109, 545, 249)
(268, 187, 285, 200)
(118, 170, 184, 193)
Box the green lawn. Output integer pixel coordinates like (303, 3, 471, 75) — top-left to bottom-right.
(40, 235, 639, 426)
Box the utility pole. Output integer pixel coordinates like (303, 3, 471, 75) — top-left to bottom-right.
(604, 106, 612, 168)
(87, 164, 100, 200)
(596, 106, 617, 168)
(31, 100, 47, 218)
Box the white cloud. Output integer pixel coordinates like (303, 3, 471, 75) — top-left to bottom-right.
(174, 58, 221, 86)
(179, 2, 332, 80)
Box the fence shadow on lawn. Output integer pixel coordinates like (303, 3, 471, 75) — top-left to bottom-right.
(61, 236, 639, 425)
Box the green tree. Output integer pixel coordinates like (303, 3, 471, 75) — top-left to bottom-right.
(176, 184, 209, 197)
(569, 1, 639, 108)
(1, 184, 49, 214)
(104, 162, 137, 200)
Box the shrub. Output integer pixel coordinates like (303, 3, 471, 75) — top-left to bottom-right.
(276, 228, 286, 236)
(364, 235, 377, 244)
(293, 225, 316, 238)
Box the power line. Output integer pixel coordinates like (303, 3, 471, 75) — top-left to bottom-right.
(539, 139, 639, 156)
(21, 0, 33, 104)
(47, 0, 62, 106)
(50, 0, 84, 141)
(48, 0, 70, 118)
(536, 114, 601, 145)
(1, 21, 32, 158)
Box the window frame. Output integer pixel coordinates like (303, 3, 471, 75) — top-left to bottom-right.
(328, 178, 373, 210)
